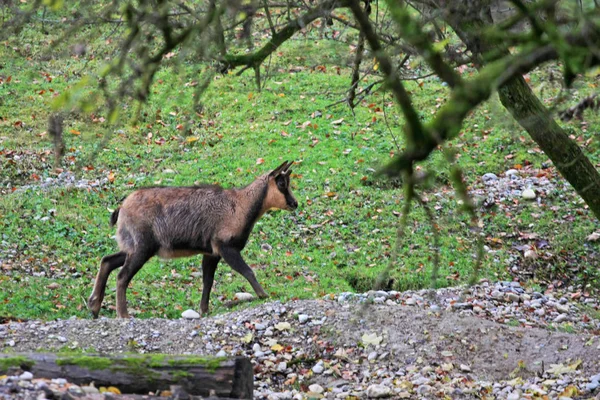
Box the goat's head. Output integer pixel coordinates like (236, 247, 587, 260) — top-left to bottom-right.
(266, 160, 298, 211)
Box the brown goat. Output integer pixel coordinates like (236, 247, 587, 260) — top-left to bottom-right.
(88, 161, 298, 318)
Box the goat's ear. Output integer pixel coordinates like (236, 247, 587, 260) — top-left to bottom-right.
(269, 160, 291, 177)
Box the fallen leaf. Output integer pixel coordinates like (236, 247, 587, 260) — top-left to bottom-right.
(256, 158, 265, 165)
(361, 332, 382, 346)
(241, 333, 253, 343)
(331, 118, 344, 125)
(586, 232, 600, 241)
(274, 322, 291, 331)
(271, 343, 284, 352)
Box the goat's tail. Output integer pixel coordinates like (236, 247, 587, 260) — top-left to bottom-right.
(109, 207, 120, 227)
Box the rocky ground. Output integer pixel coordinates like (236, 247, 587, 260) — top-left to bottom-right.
(1, 281, 600, 400)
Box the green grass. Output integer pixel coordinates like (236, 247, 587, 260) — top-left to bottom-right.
(1, 9, 599, 320)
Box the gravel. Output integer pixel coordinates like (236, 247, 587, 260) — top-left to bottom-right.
(0, 282, 599, 399)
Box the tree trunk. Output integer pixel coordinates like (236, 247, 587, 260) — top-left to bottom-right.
(0, 353, 253, 399)
(497, 76, 600, 218)
(440, 0, 600, 220)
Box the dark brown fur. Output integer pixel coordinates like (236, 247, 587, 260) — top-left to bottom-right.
(88, 161, 297, 318)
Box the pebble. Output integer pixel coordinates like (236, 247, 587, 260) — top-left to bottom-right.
(298, 314, 309, 324)
(405, 298, 417, 306)
(554, 314, 568, 323)
(19, 372, 33, 381)
(482, 173, 499, 184)
(216, 349, 227, 357)
(181, 309, 200, 319)
(556, 304, 570, 313)
(368, 351, 378, 361)
(522, 188, 536, 199)
(234, 293, 254, 302)
(366, 384, 391, 398)
(308, 384, 324, 394)
(312, 362, 324, 374)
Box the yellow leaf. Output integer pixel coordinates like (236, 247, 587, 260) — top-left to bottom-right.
(248, 92, 253, 100)
(70, 129, 80, 135)
(186, 136, 199, 143)
(106, 387, 121, 394)
(241, 333, 253, 343)
(271, 343, 284, 352)
(278, 93, 285, 97)
(559, 385, 578, 397)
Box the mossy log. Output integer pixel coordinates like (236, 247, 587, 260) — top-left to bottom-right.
(0, 353, 252, 399)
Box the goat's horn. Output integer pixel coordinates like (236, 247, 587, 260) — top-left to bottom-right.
(270, 160, 289, 176)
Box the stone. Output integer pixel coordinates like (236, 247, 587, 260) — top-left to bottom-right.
(19, 372, 33, 381)
(308, 384, 324, 394)
(368, 351, 377, 361)
(312, 362, 324, 374)
(556, 304, 569, 313)
(554, 314, 568, 323)
(507, 293, 520, 303)
(366, 384, 391, 398)
(181, 309, 200, 319)
(522, 189, 536, 200)
(482, 173, 498, 184)
(234, 293, 254, 302)
(298, 314, 309, 324)
(524, 250, 538, 260)
(405, 298, 417, 306)
(505, 169, 519, 176)
(216, 349, 227, 357)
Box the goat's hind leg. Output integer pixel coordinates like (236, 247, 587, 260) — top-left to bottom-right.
(88, 251, 126, 318)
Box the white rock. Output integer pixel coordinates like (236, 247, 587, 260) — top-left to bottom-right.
(234, 292, 254, 302)
(366, 384, 391, 398)
(524, 250, 538, 260)
(216, 349, 227, 357)
(298, 314, 310, 324)
(482, 173, 498, 184)
(312, 362, 324, 374)
(405, 298, 417, 306)
(252, 343, 262, 353)
(505, 169, 519, 176)
(181, 309, 200, 319)
(522, 189, 536, 200)
(556, 304, 569, 313)
(554, 314, 568, 323)
(19, 371, 33, 380)
(368, 351, 378, 361)
(460, 364, 471, 372)
(308, 384, 324, 394)
(277, 362, 287, 372)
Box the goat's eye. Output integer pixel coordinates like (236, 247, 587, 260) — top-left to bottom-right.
(277, 180, 285, 189)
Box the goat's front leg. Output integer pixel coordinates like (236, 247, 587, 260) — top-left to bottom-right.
(200, 255, 221, 315)
(219, 246, 268, 299)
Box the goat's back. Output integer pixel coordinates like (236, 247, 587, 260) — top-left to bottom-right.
(115, 185, 233, 256)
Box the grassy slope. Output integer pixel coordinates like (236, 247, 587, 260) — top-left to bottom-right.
(0, 14, 599, 320)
